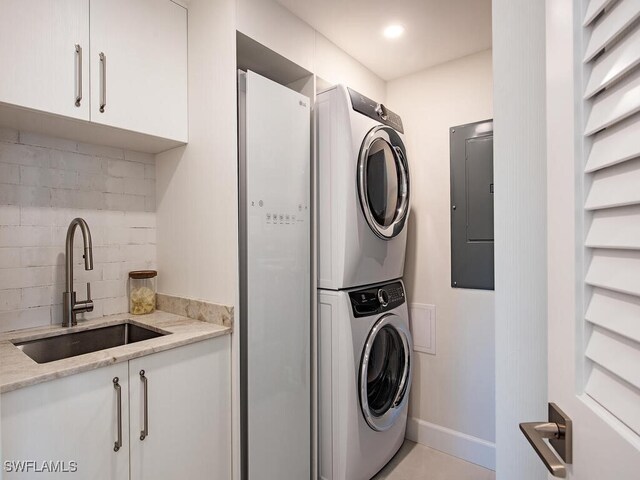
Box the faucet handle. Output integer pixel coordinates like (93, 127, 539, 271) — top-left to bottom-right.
(86, 282, 92, 301)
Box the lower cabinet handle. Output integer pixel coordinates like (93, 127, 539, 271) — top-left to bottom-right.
(113, 377, 122, 452)
(99, 52, 107, 113)
(140, 370, 148, 441)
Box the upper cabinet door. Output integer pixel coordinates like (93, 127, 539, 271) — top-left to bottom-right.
(0, 0, 90, 120)
(90, 0, 188, 142)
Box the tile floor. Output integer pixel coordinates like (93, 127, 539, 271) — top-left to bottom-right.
(372, 441, 496, 480)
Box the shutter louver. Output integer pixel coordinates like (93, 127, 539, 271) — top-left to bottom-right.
(583, 0, 640, 436)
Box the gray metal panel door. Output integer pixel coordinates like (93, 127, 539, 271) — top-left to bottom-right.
(450, 119, 494, 290)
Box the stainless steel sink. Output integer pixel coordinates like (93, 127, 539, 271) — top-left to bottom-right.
(13, 322, 168, 364)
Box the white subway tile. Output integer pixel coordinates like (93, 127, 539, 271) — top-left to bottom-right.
(49, 150, 103, 174)
(51, 189, 105, 210)
(77, 142, 124, 159)
(0, 185, 52, 207)
(144, 164, 156, 180)
(146, 228, 157, 245)
(124, 211, 156, 228)
(20, 132, 78, 152)
(93, 245, 123, 263)
(103, 227, 129, 245)
(89, 279, 126, 300)
(103, 296, 128, 316)
(124, 150, 155, 165)
(0, 289, 21, 311)
(20, 207, 58, 226)
(105, 193, 145, 211)
(75, 190, 106, 210)
(21, 165, 77, 189)
(0, 162, 20, 184)
(0, 143, 49, 167)
(0, 306, 51, 332)
(107, 159, 144, 179)
(105, 177, 124, 194)
(0, 127, 19, 143)
(120, 244, 155, 263)
(128, 228, 149, 245)
(102, 262, 123, 281)
(0, 266, 53, 289)
(50, 303, 63, 326)
(0, 225, 52, 247)
(21, 285, 57, 309)
(144, 196, 156, 212)
(73, 265, 103, 283)
(0, 247, 21, 268)
(122, 177, 155, 196)
(0, 205, 20, 225)
(77, 172, 107, 191)
(21, 246, 64, 267)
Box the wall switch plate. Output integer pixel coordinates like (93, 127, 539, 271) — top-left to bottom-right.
(409, 303, 436, 355)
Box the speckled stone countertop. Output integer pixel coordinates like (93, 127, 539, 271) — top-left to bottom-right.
(0, 311, 231, 394)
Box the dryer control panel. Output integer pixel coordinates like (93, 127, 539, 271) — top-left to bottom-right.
(347, 87, 404, 133)
(349, 281, 405, 318)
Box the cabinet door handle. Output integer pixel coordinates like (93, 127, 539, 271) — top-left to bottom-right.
(99, 52, 107, 113)
(113, 377, 122, 452)
(139, 370, 148, 441)
(74, 44, 82, 107)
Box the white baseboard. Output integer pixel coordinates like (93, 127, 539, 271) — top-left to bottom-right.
(405, 417, 496, 471)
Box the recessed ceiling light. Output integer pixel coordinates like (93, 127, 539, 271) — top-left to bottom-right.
(383, 24, 405, 39)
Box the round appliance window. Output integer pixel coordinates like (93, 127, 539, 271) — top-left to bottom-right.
(357, 126, 410, 240)
(366, 138, 400, 228)
(360, 315, 412, 431)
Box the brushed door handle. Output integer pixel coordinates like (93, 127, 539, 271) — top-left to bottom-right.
(519, 403, 572, 478)
(74, 44, 82, 107)
(113, 377, 122, 452)
(99, 52, 106, 113)
(139, 370, 148, 440)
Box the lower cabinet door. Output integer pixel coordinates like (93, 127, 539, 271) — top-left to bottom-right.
(129, 337, 231, 480)
(1, 362, 130, 480)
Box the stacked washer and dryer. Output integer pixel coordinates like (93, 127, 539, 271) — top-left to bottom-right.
(317, 85, 413, 480)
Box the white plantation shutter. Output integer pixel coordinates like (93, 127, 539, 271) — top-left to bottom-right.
(582, 0, 640, 436)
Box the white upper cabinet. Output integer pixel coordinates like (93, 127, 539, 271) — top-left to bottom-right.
(90, 0, 188, 142)
(0, 0, 90, 120)
(0, 0, 187, 147)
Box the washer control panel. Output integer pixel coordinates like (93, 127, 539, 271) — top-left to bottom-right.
(347, 87, 404, 133)
(349, 281, 405, 318)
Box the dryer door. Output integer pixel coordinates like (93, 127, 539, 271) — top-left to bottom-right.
(357, 126, 410, 240)
(359, 313, 413, 432)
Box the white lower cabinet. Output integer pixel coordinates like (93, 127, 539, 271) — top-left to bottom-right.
(129, 337, 231, 480)
(1, 336, 231, 480)
(2, 362, 130, 480)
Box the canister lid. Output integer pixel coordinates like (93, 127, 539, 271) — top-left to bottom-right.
(129, 270, 157, 279)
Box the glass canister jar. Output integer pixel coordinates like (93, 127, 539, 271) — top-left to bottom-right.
(129, 270, 157, 315)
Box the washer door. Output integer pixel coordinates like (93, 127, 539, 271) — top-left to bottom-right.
(359, 314, 412, 431)
(357, 126, 410, 240)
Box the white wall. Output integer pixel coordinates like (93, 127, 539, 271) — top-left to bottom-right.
(156, 0, 238, 308)
(236, 0, 386, 101)
(0, 129, 156, 332)
(386, 49, 495, 468)
(493, 0, 547, 478)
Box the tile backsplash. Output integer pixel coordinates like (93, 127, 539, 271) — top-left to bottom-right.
(0, 128, 157, 332)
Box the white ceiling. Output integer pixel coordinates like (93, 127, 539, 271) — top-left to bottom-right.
(276, 0, 492, 81)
